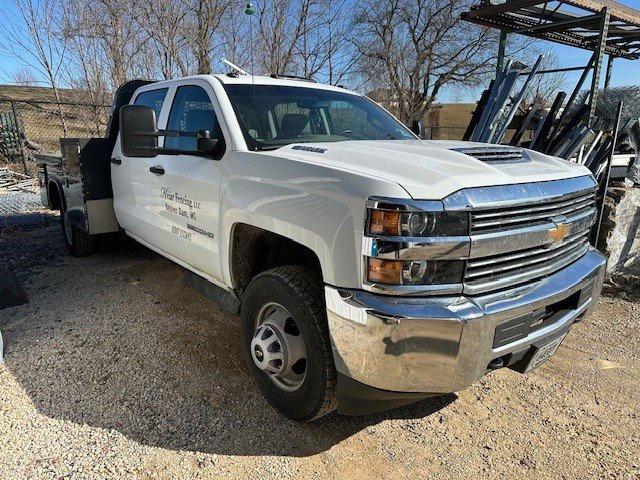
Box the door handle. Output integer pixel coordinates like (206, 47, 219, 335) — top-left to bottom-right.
(110, 158, 122, 165)
(149, 166, 165, 175)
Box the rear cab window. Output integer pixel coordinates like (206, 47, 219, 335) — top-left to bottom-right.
(133, 88, 169, 120)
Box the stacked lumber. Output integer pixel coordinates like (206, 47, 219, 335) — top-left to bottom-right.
(0, 168, 37, 193)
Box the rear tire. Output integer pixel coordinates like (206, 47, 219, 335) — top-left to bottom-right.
(241, 266, 337, 422)
(60, 207, 93, 257)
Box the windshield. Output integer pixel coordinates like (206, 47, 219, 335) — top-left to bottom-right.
(222, 84, 416, 150)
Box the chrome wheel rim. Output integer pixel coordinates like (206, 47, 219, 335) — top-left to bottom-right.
(251, 302, 307, 392)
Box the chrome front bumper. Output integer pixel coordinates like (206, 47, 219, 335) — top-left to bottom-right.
(326, 248, 606, 394)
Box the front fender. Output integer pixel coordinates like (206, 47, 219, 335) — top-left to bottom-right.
(220, 152, 410, 288)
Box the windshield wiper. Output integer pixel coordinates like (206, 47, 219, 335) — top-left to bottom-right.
(255, 145, 282, 151)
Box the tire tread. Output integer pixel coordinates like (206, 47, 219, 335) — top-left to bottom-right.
(244, 265, 337, 421)
(60, 210, 93, 257)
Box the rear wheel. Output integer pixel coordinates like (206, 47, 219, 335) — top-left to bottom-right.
(242, 266, 337, 421)
(60, 206, 94, 257)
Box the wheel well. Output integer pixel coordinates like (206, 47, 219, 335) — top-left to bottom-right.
(230, 223, 323, 294)
(48, 182, 62, 211)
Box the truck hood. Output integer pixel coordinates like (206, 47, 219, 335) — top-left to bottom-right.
(267, 140, 592, 200)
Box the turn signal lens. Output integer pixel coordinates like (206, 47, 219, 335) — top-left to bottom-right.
(368, 210, 401, 236)
(367, 207, 468, 237)
(367, 258, 465, 285)
(367, 258, 403, 284)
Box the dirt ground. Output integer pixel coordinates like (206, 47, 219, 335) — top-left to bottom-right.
(1, 205, 639, 479)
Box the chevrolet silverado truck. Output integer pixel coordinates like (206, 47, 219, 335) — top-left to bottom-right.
(38, 74, 606, 421)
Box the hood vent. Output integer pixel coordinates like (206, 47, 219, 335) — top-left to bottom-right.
(451, 146, 529, 163)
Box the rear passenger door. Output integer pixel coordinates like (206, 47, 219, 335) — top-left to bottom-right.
(143, 80, 227, 281)
(112, 87, 169, 238)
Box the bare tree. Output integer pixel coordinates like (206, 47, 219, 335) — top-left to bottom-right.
(297, 0, 357, 83)
(355, 0, 496, 124)
(65, 35, 111, 135)
(219, 3, 253, 71)
(0, 0, 69, 135)
(10, 67, 41, 86)
(296, 0, 333, 78)
(242, 0, 357, 83)
(64, 0, 148, 89)
(188, 0, 230, 75)
(53, 0, 358, 89)
(138, 0, 192, 79)
(323, 2, 359, 86)
(256, 0, 315, 75)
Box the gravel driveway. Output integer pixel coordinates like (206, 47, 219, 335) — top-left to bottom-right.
(1, 203, 639, 479)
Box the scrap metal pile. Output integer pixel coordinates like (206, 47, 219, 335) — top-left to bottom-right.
(0, 167, 37, 193)
(463, 57, 637, 187)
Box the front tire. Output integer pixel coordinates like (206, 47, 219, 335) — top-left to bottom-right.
(241, 266, 337, 421)
(60, 207, 93, 257)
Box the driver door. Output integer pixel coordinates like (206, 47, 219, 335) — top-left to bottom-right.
(142, 80, 228, 281)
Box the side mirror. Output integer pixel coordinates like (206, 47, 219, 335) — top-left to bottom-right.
(411, 120, 425, 139)
(196, 130, 221, 155)
(120, 105, 158, 158)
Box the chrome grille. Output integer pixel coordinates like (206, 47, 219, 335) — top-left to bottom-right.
(470, 189, 595, 235)
(465, 187, 596, 295)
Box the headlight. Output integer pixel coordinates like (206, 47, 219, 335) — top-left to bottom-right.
(367, 208, 468, 237)
(367, 258, 465, 285)
(364, 198, 470, 292)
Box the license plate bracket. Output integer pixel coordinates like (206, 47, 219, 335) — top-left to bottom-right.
(524, 332, 568, 373)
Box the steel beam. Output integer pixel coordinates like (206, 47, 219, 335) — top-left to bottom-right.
(604, 55, 614, 89)
(593, 100, 623, 248)
(518, 64, 594, 75)
(547, 53, 595, 145)
(464, 13, 635, 59)
(588, 7, 611, 127)
(492, 55, 544, 143)
(497, 30, 508, 75)
(464, 0, 544, 19)
(512, 12, 603, 34)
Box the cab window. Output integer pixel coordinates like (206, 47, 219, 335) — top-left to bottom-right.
(165, 85, 223, 152)
(222, 84, 414, 150)
(133, 88, 168, 120)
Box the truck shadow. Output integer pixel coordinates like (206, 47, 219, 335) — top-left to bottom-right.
(5, 241, 456, 458)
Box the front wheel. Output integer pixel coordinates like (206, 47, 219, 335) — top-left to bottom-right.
(60, 206, 93, 257)
(241, 266, 337, 421)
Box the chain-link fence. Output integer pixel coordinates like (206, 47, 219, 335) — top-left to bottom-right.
(0, 94, 473, 176)
(0, 98, 110, 175)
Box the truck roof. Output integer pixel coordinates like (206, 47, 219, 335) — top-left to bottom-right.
(214, 74, 358, 95)
(143, 73, 359, 96)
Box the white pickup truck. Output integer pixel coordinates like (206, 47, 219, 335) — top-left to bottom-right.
(38, 74, 606, 421)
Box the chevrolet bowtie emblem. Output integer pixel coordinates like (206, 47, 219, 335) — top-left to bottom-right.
(548, 222, 570, 243)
